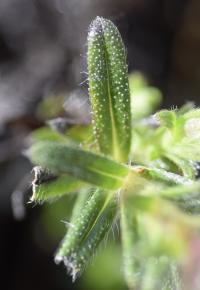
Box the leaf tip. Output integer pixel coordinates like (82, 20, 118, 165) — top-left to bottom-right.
(54, 255, 80, 282)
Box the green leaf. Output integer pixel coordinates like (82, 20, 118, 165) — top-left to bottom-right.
(164, 153, 197, 179)
(129, 73, 162, 120)
(66, 197, 116, 281)
(31, 127, 70, 143)
(175, 198, 200, 215)
(55, 189, 107, 261)
(129, 72, 147, 91)
(134, 166, 192, 186)
(171, 139, 200, 161)
(140, 259, 182, 290)
(36, 94, 65, 120)
(55, 188, 116, 280)
(88, 17, 131, 162)
(177, 102, 195, 116)
(184, 117, 200, 139)
(28, 141, 129, 190)
(120, 195, 140, 289)
(121, 194, 187, 290)
(183, 108, 200, 119)
(162, 182, 200, 215)
(31, 166, 85, 202)
(67, 125, 92, 143)
(156, 110, 177, 129)
(131, 87, 162, 120)
(155, 182, 200, 199)
(31, 124, 92, 147)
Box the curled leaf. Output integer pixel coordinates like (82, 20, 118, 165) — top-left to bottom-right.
(31, 166, 84, 202)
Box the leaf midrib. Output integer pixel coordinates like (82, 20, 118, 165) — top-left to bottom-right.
(100, 18, 121, 162)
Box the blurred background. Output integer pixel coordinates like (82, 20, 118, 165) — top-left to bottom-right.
(1, 0, 200, 289)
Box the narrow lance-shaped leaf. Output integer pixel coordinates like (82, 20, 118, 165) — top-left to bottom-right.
(55, 188, 116, 281)
(31, 166, 85, 202)
(164, 153, 197, 179)
(134, 166, 192, 186)
(68, 197, 116, 281)
(28, 141, 130, 190)
(88, 17, 131, 162)
(55, 188, 109, 262)
(161, 182, 200, 215)
(69, 188, 93, 224)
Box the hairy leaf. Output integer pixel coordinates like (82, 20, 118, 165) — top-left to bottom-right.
(31, 127, 70, 143)
(31, 166, 84, 202)
(156, 110, 177, 129)
(88, 17, 131, 162)
(164, 153, 197, 179)
(120, 195, 140, 289)
(121, 194, 188, 290)
(154, 182, 200, 199)
(55, 189, 116, 280)
(66, 197, 116, 281)
(134, 166, 192, 186)
(28, 141, 129, 190)
(55, 189, 107, 261)
(162, 182, 200, 215)
(140, 259, 182, 290)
